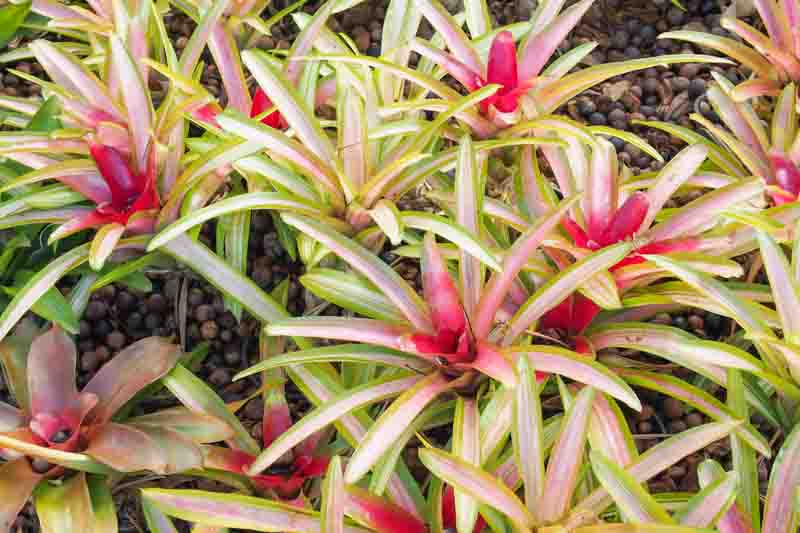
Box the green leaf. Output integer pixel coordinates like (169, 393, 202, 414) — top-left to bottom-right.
(162, 364, 259, 455)
(87, 476, 118, 533)
(3, 269, 78, 334)
(27, 96, 61, 132)
(35, 473, 93, 533)
(590, 450, 674, 524)
(300, 268, 407, 323)
(0, 2, 30, 50)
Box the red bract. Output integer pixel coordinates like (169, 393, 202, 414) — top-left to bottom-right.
(442, 485, 487, 533)
(408, 234, 474, 364)
(562, 191, 695, 270)
(770, 152, 800, 204)
(251, 87, 288, 129)
(221, 449, 329, 498)
(476, 31, 532, 115)
(88, 143, 160, 226)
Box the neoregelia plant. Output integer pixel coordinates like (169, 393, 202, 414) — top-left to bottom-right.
(661, 0, 800, 100)
(0, 323, 232, 531)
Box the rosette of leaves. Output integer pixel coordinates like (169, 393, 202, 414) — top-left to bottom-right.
(210, 133, 656, 500)
(427, 120, 765, 348)
(0, 1, 304, 343)
(641, 79, 800, 208)
(660, 0, 800, 100)
(0, 323, 233, 532)
(140, 359, 745, 532)
(300, 0, 730, 136)
(145, 15, 565, 264)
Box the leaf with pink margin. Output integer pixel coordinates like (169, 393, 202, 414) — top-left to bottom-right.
(750, 0, 792, 49)
(589, 393, 637, 469)
(83, 337, 181, 425)
(678, 465, 738, 527)
(0, 159, 108, 201)
(34, 471, 92, 533)
(415, 0, 484, 75)
(591, 450, 675, 524)
(28, 40, 124, 123)
(0, 459, 42, 532)
(617, 369, 770, 456)
(566, 421, 740, 528)
(587, 322, 764, 373)
(109, 34, 153, 174)
(455, 135, 482, 321)
(452, 397, 480, 533)
(513, 356, 545, 521)
(538, 386, 595, 523)
(505, 345, 640, 409)
(343, 372, 454, 484)
(88, 223, 125, 271)
(504, 242, 632, 344)
(208, 23, 251, 114)
(518, 0, 594, 80)
(142, 497, 180, 533)
(721, 17, 800, 79)
(143, 489, 372, 533)
(248, 374, 423, 475)
(697, 460, 754, 533)
(321, 456, 345, 533)
(338, 87, 367, 192)
(584, 138, 618, 242)
(159, 234, 295, 335)
(410, 39, 482, 91)
(642, 144, 709, 230)
(763, 422, 800, 533)
(243, 50, 334, 163)
(475, 195, 580, 339)
(757, 230, 800, 345)
(282, 213, 433, 332)
(177, 0, 229, 77)
(658, 31, 774, 79)
(534, 54, 732, 115)
(646, 178, 763, 243)
(266, 317, 413, 351)
(705, 84, 769, 162)
(419, 447, 534, 529)
(285, 0, 339, 86)
(287, 365, 425, 519)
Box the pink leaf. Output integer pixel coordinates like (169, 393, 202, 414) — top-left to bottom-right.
(0, 459, 43, 531)
(487, 31, 518, 96)
(422, 233, 466, 337)
(82, 337, 182, 425)
(598, 191, 650, 246)
(345, 486, 427, 533)
(585, 139, 619, 243)
(89, 143, 141, 210)
(770, 151, 800, 197)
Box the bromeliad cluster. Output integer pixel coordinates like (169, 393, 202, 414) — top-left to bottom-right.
(3, 0, 800, 530)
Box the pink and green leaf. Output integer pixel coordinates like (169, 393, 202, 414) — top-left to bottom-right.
(540, 386, 595, 523)
(281, 213, 433, 332)
(0, 459, 42, 532)
(513, 356, 545, 521)
(677, 467, 738, 527)
(763, 422, 800, 533)
(345, 372, 453, 483)
(249, 374, 423, 475)
(321, 456, 345, 533)
(590, 450, 675, 524)
(419, 447, 534, 529)
(142, 489, 371, 533)
(34, 472, 92, 533)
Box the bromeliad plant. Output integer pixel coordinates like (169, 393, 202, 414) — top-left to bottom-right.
(223, 134, 653, 496)
(335, 0, 729, 135)
(661, 0, 800, 100)
(141, 358, 747, 532)
(0, 323, 233, 531)
(0, 1, 307, 344)
(646, 79, 800, 206)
